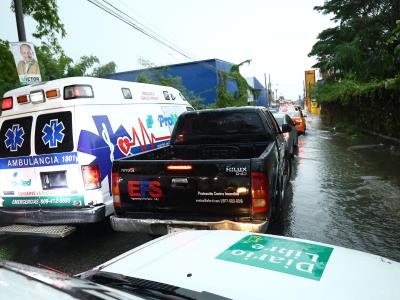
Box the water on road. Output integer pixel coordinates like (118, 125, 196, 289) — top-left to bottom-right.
(269, 116, 400, 262)
(0, 115, 399, 273)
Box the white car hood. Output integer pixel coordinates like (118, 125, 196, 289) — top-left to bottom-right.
(94, 230, 399, 300)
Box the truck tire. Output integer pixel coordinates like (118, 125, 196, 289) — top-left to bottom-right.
(283, 156, 292, 185)
(271, 179, 283, 223)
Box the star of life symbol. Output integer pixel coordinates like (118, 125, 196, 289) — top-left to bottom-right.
(42, 119, 65, 148)
(5, 124, 25, 152)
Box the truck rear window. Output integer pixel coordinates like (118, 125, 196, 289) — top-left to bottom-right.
(172, 111, 268, 144)
(35, 111, 73, 154)
(0, 117, 33, 158)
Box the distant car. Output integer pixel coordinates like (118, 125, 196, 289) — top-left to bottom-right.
(287, 109, 306, 134)
(273, 112, 298, 157)
(80, 230, 400, 300)
(268, 106, 279, 113)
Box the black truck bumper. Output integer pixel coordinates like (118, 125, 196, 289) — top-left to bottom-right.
(110, 216, 268, 235)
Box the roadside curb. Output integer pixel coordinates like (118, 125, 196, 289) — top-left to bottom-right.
(362, 130, 400, 145)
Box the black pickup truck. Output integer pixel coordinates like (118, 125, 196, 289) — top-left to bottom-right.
(111, 107, 291, 234)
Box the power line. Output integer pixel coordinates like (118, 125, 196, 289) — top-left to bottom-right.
(101, 0, 199, 61)
(87, 0, 195, 61)
(86, 0, 228, 80)
(87, 0, 282, 94)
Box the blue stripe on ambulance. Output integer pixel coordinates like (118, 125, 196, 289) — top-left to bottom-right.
(0, 152, 78, 169)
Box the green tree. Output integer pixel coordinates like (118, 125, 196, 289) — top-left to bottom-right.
(136, 58, 204, 108)
(11, 0, 66, 53)
(1, 0, 117, 97)
(215, 59, 253, 108)
(309, 0, 400, 81)
(387, 20, 400, 60)
(92, 61, 117, 78)
(0, 40, 20, 96)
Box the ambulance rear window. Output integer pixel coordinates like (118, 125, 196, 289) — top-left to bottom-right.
(0, 117, 33, 158)
(35, 111, 73, 154)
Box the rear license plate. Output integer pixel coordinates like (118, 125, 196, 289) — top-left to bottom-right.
(40, 171, 67, 190)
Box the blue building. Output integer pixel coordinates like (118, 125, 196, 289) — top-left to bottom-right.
(106, 58, 268, 106)
(246, 77, 269, 107)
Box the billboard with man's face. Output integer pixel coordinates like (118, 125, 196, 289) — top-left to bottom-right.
(10, 42, 42, 86)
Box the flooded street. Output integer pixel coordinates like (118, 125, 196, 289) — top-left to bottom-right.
(269, 115, 400, 262)
(0, 114, 399, 274)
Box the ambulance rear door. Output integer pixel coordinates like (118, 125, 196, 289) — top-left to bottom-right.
(0, 108, 84, 209)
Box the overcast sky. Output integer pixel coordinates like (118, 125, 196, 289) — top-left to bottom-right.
(0, 0, 333, 99)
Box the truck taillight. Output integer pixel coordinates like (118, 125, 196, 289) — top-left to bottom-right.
(82, 164, 101, 190)
(251, 172, 269, 215)
(166, 165, 192, 170)
(112, 171, 121, 209)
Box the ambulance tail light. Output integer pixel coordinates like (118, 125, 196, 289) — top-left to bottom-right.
(1, 97, 13, 111)
(64, 85, 93, 100)
(17, 95, 30, 104)
(251, 172, 269, 215)
(82, 164, 101, 190)
(112, 171, 121, 209)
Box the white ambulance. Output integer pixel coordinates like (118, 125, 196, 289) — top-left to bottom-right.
(0, 77, 192, 237)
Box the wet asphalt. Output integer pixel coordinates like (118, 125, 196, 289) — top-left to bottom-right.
(0, 115, 399, 274)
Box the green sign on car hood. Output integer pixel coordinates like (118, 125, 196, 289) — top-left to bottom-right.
(216, 234, 333, 281)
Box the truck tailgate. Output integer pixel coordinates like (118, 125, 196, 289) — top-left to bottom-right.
(116, 159, 251, 219)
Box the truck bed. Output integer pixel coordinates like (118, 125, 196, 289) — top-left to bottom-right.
(121, 140, 271, 161)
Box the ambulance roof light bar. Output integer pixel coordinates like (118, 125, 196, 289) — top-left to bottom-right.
(64, 85, 94, 100)
(30, 90, 45, 104)
(17, 95, 30, 104)
(45, 89, 60, 99)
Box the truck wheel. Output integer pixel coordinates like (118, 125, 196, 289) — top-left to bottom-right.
(271, 179, 283, 222)
(283, 157, 292, 184)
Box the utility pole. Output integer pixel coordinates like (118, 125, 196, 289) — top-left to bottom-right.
(264, 73, 268, 107)
(268, 74, 271, 91)
(264, 73, 267, 89)
(14, 0, 26, 41)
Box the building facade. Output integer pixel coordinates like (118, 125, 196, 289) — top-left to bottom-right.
(106, 58, 268, 106)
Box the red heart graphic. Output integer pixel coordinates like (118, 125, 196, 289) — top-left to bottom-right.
(117, 137, 132, 155)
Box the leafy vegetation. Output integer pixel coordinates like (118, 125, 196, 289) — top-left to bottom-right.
(1, 0, 116, 97)
(309, 0, 400, 82)
(136, 58, 205, 109)
(136, 58, 257, 109)
(321, 79, 400, 138)
(215, 60, 254, 108)
(0, 40, 20, 96)
(309, 0, 400, 137)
